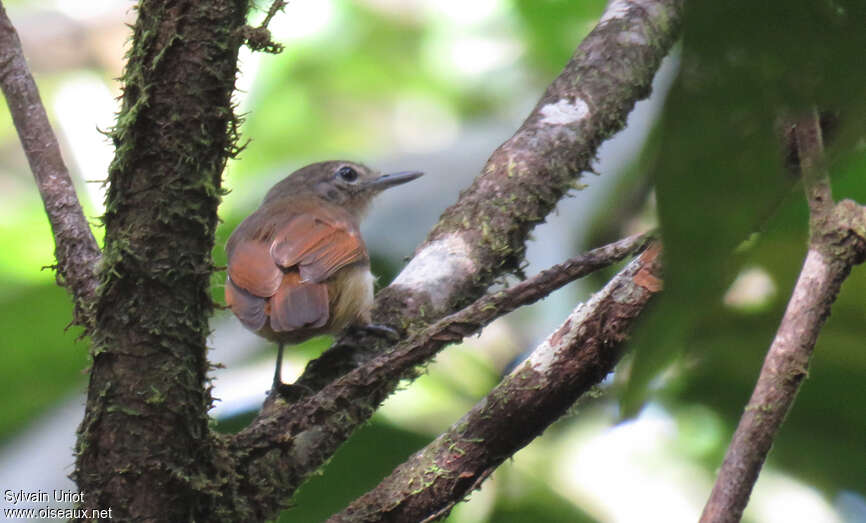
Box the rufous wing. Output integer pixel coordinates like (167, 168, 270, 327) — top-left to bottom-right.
(269, 214, 367, 283)
(227, 206, 366, 336)
(269, 271, 329, 332)
(227, 239, 283, 297)
(225, 276, 268, 331)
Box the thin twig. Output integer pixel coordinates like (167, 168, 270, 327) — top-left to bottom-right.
(700, 111, 866, 523)
(795, 108, 834, 229)
(260, 0, 288, 29)
(252, 230, 651, 420)
(330, 244, 663, 522)
(0, 1, 101, 328)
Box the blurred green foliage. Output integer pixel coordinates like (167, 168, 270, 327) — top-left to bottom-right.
(0, 285, 88, 438)
(512, 0, 605, 73)
(615, 0, 866, 500)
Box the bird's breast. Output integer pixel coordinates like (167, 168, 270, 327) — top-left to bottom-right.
(326, 263, 375, 332)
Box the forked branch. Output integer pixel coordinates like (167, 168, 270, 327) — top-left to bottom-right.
(700, 110, 866, 523)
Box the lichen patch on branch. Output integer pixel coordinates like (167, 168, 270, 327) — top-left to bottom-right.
(618, 31, 649, 46)
(539, 98, 591, 126)
(526, 303, 585, 376)
(391, 234, 477, 312)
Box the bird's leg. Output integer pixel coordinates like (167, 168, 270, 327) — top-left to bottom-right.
(348, 323, 399, 341)
(273, 343, 285, 389)
(271, 343, 313, 400)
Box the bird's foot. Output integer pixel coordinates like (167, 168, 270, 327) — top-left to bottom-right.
(271, 380, 313, 401)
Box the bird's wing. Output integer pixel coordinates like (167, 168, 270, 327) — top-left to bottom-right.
(225, 207, 366, 334)
(226, 237, 283, 297)
(269, 271, 329, 331)
(269, 212, 368, 283)
(224, 276, 268, 331)
(266, 211, 367, 332)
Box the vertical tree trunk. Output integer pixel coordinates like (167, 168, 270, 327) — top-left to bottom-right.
(74, 1, 248, 520)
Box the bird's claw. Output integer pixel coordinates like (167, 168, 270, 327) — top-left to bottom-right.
(272, 381, 313, 401)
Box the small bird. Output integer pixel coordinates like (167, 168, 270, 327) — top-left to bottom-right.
(224, 160, 422, 391)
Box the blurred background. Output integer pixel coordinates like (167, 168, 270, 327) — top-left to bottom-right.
(0, 1, 864, 522)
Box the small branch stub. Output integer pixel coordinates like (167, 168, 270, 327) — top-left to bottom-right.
(243, 0, 288, 53)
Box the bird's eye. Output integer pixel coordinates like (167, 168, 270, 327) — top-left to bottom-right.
(336, 166, 359, 183)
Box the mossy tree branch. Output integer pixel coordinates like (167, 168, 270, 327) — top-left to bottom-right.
(73, 0, 250, 520)
(331, 245, 663, 522)
(295, 0, 684, 393)
(225, 0, 683, 518)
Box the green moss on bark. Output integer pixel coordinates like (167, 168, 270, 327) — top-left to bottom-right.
(75, 1, 252, 521)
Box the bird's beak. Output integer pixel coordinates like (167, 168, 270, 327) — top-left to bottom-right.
(364, 170, 424, 191)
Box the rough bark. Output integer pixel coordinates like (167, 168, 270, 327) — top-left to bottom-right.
(6, 0, 686, 520)
(73, 1, 249, 520)
(331, 245, 663, 522)
(296, 0, 684, 394)
(228, 234, 653, 520)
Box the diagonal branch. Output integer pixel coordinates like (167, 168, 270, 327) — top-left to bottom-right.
(0, 1, 101, 328)
(331, 244, 663, 522)
(224, 1, 684, 517)
(699, 111, 866, 523)
(229, 233, 654, 520)
(294, 0, 684, 393)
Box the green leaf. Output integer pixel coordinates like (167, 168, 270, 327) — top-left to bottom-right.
(622, 0, 866, 415)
